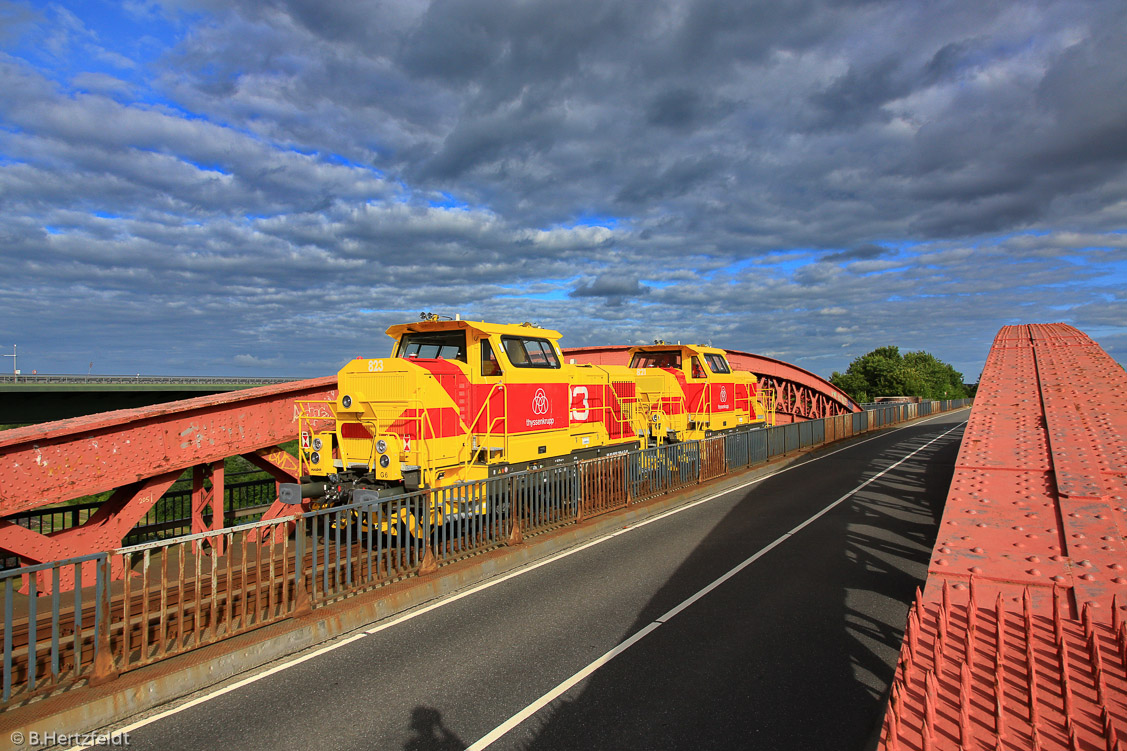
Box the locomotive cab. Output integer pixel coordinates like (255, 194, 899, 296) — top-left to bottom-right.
(627, 343, 770, 444)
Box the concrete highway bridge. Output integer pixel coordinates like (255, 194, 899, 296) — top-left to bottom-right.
(0, 324, 1121, 751)
(0, 375, 293, 424)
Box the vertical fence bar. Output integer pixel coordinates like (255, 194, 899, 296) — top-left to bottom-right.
(208, 545, 218, 640)
(158, 548, 169, 657)
(193, 544, 203, 648)
(238, 531, 249, 630)
(122, 551, 133, 665)
(224, 531, 234, 633)
(140, 548, 154, 658)
(365, 502, 374, 586)
(51, 566, 60, 683)
(175, 545, 186, 653)
(320, 512, 329, 600)
(295, 516, 306, 612)
(26, 574, 37, 695)
(73, 564, 83, 680)
(3, 578, 12, 702)
(333, 509, 342, 596)
(93, 556, 106, 673)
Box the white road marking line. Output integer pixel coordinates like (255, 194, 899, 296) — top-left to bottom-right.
(66, 409, 968, 750)
(466, 620, 665, 751)
(465, 419, 966, 750)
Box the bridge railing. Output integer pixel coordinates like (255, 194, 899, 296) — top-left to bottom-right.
(1, 476, 281, 571)
(0, 398, 971, 708)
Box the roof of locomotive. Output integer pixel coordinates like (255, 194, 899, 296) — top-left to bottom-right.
(628, 342, 730, 357)
(385, 319, 564, 341)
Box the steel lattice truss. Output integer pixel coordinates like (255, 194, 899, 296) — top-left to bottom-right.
(563, 346, 860, 423)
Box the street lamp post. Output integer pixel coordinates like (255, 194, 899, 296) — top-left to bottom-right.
(3, 345, 15, 383)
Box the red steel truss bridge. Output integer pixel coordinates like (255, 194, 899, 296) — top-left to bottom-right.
(0, 325, 1123, 751)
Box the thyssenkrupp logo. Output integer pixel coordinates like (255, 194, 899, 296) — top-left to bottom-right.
(532, 388, 550, 415)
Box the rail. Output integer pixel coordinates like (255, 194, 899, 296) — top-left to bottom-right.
(1, 398, 971, 708)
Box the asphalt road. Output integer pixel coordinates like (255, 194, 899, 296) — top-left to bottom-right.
(96, 410, 967, 751)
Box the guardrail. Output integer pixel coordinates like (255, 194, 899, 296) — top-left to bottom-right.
(0, 398, 971, 707)
(1, 478, 281, 572)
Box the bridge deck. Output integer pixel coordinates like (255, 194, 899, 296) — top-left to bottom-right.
(35, 412, 966, 751)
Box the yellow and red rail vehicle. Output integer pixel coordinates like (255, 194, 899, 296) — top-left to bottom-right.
(284, 317, 774, 510)
(626, 342, 773, 443)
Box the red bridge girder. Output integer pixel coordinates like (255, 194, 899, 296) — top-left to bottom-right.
(879, 323, 1127, 751)
(0, 377, 336, 588)
(562, 346, 860, 423)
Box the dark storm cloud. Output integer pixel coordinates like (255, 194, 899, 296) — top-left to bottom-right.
(569, 274, 650, 305)
(0, 0, 1125, 378)
(824, 245, 889, 263)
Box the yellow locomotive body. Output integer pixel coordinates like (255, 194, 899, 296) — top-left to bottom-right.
(296, 319, 645, 497)
(627, 343, 775, 444)
(289, 319, 775, 518)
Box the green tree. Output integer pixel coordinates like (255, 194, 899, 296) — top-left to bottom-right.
(831, 346, 968, 403)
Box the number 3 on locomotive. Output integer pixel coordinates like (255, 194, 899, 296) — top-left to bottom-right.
(367, 359, 384, 372)
(570, 385, 589, 421)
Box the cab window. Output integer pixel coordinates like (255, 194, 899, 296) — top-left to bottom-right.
(501, 336, 560, 369)
(396, 330, 466, 362)
(630, 350, 681, 368)
(481, 340, 501, 377)
(704, 353, 731, 374)
(691, 357, 705, 379)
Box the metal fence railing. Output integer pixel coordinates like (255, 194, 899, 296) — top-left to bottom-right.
(1, 477, 280, 572)
(1, 398, 972, 707)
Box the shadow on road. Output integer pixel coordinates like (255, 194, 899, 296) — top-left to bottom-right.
(515, 421, 963, 750)
(404, 706, 466, 751)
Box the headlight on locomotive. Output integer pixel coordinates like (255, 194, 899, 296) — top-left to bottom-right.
(376, 439, 387, 454)
(341, 394, 353, 409)
(380, 455, 390, 468)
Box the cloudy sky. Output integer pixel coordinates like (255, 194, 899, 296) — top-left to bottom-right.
(1, 0, 1125, 382)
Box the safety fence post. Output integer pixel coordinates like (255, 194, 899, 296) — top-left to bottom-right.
(90, 555, 118, 685)
(507, 474, 523, 546)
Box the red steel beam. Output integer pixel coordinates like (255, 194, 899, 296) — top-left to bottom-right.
(0, 377, 336, 577)
(562, 345, 861, 421)
(879, 323, 1127, 751)
(0, 377, 336, 517)
(0, 471, 181, 590)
